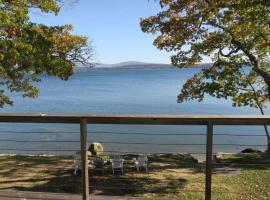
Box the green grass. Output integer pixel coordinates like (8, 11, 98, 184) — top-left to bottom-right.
(0, 153, 269, 199)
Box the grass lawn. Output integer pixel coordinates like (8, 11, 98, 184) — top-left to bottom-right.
(0, 153, 269, 200)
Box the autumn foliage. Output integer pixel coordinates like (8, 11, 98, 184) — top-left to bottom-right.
(0, 0, 91, 107)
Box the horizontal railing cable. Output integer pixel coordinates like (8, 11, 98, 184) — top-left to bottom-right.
(102, 150, 206, 154)
(0, 139, 267, 147)
(0, 130, 78, 134)
(0, 140, 80, 143)
(0, 149, 79, 152)
(97, 142, 267, 146)
(0, 130, 267, 137)
(0, 150, 206, 155)
(88, 132, 268, 137)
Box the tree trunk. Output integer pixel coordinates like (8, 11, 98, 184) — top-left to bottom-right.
(247, 80, 270, 153)
(231, 39, 270, 151)
(257, 107, 270, 153)
(268, 86, 270, 101)
(252, 66, 270, 101)
(267, 139, 270, 153)
(256, 106, 270, 153)
(263, 125, 270, 153)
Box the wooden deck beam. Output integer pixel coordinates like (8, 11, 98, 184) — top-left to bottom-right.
(0, 113, 269, 125)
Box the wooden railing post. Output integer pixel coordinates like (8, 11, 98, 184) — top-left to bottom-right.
(205, 122, 213, 200)
(80, 119, 89, 200)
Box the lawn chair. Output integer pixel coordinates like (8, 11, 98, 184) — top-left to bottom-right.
(111, 156, 124, 175)
(93, 156, 106, 175)
(73, 151, 81, 175)
(73, 151, 91, 175)
(134, 154, 148, 172)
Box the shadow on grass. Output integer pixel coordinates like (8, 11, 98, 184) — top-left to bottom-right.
(216, 152, 270, 170)
(0, 154, 199, 197)
(88, 153, 198, 196)
(0, 155, 72, 176)
(89, 176, 188, 196)
(14, 170, 82, 193)
(1, 152, 269, 197)
(0, 155, 81, 193)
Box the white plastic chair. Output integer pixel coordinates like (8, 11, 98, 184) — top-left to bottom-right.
(134, 154, 148, 172)
(73, 151, 81, 175)
(73, 151, 91, 175)
(111, 157, 124, 174)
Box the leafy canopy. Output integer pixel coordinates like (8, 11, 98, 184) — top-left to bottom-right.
(0, 0, 91, 107)
(141, 0, 270, 109)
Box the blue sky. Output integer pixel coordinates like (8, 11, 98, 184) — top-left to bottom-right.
(30, 0, 209, 64)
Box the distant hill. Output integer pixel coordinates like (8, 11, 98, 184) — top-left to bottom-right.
(93, 61, 174, 68)
(76, 61, 213, 69)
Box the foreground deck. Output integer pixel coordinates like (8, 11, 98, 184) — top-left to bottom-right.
(1, 113, 270, 200)
(0, 190, 159, 200)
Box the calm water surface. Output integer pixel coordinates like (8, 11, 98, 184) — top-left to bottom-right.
(0, 67, 269, 154)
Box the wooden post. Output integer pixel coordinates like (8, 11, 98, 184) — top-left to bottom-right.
(205, 122, 213, 200)
(80, 119, 89, 200)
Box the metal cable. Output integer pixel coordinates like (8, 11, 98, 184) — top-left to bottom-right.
(0, 140, 266, 146)
(0, 149, 78, 151)
(0, 130, 267, 137)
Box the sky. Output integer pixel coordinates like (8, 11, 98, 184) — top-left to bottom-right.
(30, 0, 210, 64)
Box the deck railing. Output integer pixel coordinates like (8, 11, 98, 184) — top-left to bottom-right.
(0, 113, 270, 200)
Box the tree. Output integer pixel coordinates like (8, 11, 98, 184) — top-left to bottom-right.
(178, 63, 270, 152)
(141, 0, 270, 152)
(0, 0, 92, 107)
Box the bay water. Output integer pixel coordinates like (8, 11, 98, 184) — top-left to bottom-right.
(0, 67, 268, 155)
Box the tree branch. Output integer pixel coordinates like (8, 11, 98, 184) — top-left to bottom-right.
(231, 38, 270, 91)
(219, 48, 240, 57)
(241, 69, 270, 142)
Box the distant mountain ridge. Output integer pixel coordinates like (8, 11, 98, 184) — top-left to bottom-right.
(94, 61, 173, 68)
(76, 61, 212, 69)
